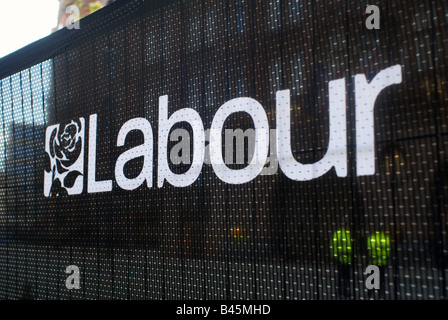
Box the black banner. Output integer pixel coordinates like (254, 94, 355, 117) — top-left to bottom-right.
(0, 0, 446, 300)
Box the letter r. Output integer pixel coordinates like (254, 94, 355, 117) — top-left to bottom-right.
(355, 65, 402, 176)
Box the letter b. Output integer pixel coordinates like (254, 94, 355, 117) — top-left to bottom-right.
(157, 95, 205, 188)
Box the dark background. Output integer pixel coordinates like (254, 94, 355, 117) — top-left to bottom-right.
(0, 0, 446, 299)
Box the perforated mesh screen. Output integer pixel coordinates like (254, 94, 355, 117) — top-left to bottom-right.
(0, 0, 447, 300)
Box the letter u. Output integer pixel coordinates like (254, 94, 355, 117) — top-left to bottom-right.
(276, 79, 347, 181)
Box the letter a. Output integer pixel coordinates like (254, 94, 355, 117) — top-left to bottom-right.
(365, 5, 380, 30)
(65, 265, 80, 290)
(66, 5, 80, 30)
(365, 265, 380, 290)
(115, 118, 153, 190)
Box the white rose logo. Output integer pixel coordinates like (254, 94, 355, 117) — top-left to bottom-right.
(44, 118, 85, 197)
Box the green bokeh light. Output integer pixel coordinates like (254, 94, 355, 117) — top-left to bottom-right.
(367, 231, 391, 266)
(330, 228, 354, 265)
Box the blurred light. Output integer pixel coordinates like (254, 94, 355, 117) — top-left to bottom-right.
(230, 227, 245, 241)
(330, 228, 354, 265)
(367, 231, 391, 266)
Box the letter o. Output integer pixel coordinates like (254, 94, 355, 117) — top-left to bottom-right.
(209, 97, 269, 184)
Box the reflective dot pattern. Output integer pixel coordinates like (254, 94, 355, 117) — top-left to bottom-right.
(0, 0, 446, 300)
